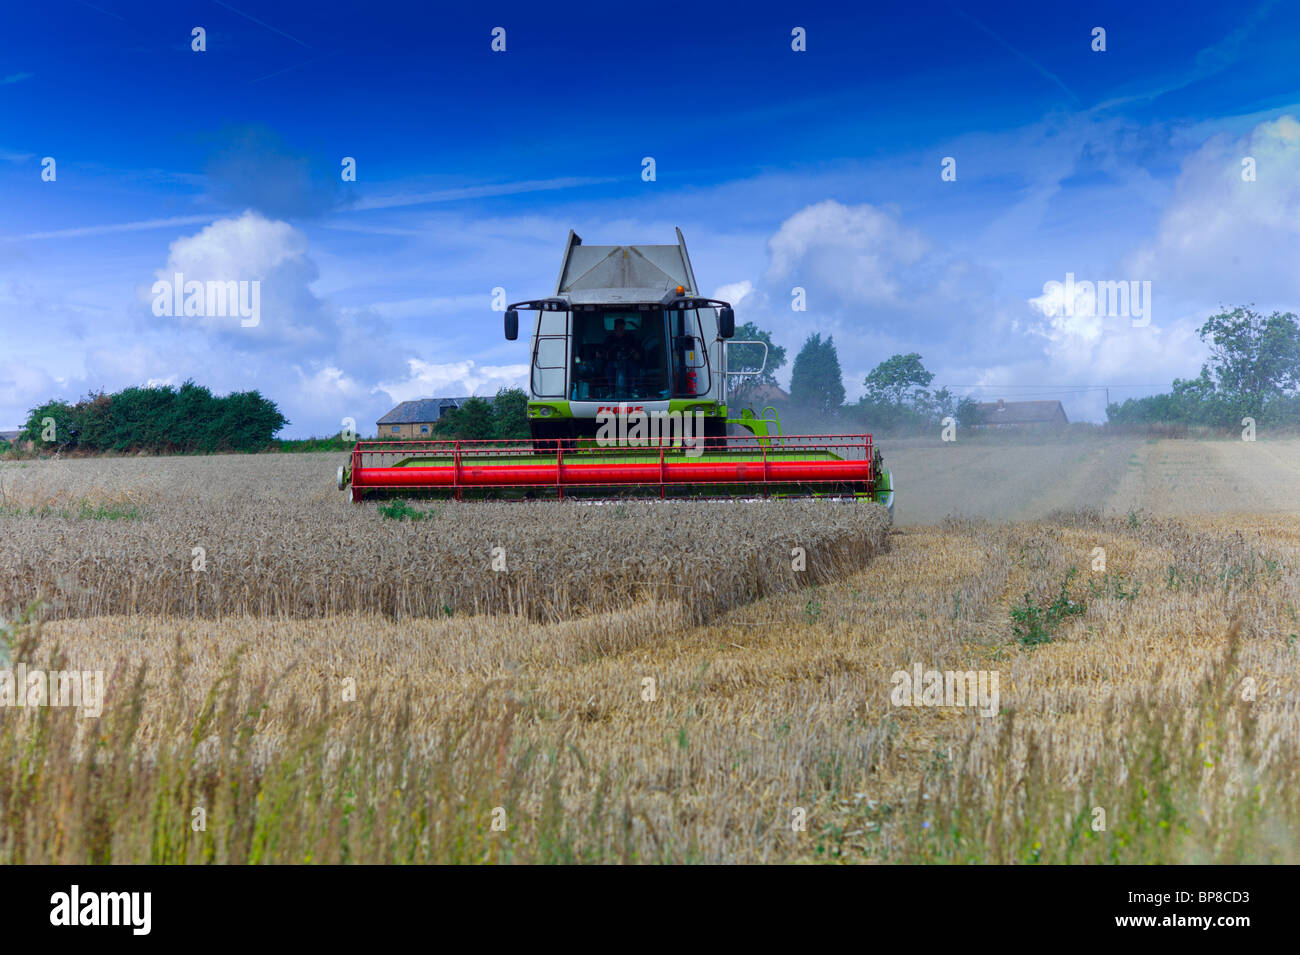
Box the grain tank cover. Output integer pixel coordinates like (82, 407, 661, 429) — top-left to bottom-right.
(554, 228, 698, 304)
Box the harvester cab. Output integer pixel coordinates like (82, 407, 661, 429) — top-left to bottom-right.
(338, 229, 894, 513)
(504, 228, 747, 444)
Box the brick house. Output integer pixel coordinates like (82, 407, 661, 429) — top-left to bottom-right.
(376, 397, 475, 438)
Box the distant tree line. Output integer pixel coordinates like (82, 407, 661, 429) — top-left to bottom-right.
(19, 381, 288, 453)
(738, 303, 1300, 434)
(1106, 307, 1300, 429)
(740, 329, 976, 433)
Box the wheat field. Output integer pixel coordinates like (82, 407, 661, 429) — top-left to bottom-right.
(0, 435, 1297, 863)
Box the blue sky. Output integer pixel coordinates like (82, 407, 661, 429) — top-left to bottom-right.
(3, 0, 1300, 435)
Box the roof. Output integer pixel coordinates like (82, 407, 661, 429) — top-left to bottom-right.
(376, 396, 477, 424)
(730, 382, 790, 404)
(974, 400, 1068, 425)
(555, 229, 697, 305)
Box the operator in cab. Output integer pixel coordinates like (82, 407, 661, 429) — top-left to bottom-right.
(603, 317, 643, 396)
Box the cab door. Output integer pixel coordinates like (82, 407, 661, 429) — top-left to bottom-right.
(669, 308, 711, 398)
(531, 310, 569, 398)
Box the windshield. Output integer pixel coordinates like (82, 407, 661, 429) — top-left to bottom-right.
(569, 310, 670, 401)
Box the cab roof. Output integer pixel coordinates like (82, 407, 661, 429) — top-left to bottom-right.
(554, 228, 699, 304)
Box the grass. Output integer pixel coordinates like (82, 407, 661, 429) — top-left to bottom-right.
(1010, 567, 1086, 646)
(1088, 572, 1142, 601)
(377, 498, 437, 521)
(893, 620, 1282, 864)
(0, 499, 140, 521)
(272, 435, 357, 453)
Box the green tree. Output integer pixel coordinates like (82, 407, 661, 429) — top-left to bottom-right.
(851, 354, 977, 433)
(490, 387, 529, 439)
(19, 384, 287, 453)
(216, 390, 289, 450)
(789, 333, 845, 415)
(863, 353, 934, 407)
(1106, 306, 1300, 429)
(435, 397, 495, 439)
(20, 400, 76, 445)
(173, 381, 219, 449)
(1198, 306, 1300, 416)
(955, 396, 981, 429)
(728, 321, 786, 387)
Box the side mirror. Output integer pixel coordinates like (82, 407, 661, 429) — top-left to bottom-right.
(718, 306, 735, 339)
(504, 309, 519, 341)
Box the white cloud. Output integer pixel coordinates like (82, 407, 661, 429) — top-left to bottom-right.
(145, 210, 341, 352)
(297, 364, 368, 401)
(86, 343, 183, 384)
(1028, 282, 1097, 322)
(765, 200, 928, 305)
(377, 359, 529, 404)
(161, 210, 305, 280)
(1129, 114, 1300, 307)
(711, 280, 755, 306)
(0, 363, 60, 428)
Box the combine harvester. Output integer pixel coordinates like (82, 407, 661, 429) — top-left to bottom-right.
(338, 229, 894, 512)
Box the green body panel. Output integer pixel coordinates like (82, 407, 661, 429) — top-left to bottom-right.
(668, 399, 723, 417)
(527, 400, 573, 418)
(874, 467, 895, 516)
(726, 406, 783, 443)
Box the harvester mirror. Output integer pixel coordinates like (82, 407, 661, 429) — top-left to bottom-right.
(504, 309, 519, 341)
(718, 306, 735, 339)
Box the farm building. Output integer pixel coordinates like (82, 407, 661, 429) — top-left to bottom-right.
(728, 381, 791, 408)
(376, 396, 477, 438)
(973, 399, 1069, 430)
